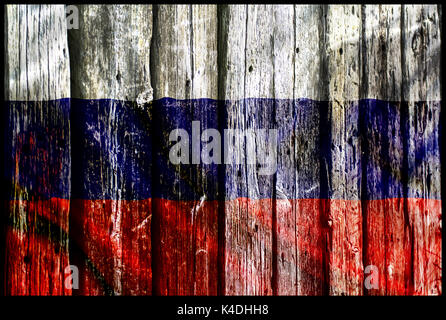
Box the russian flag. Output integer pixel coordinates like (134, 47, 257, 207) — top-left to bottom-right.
(3, 4, 442, 296)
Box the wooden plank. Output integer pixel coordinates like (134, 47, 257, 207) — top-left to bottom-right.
(273, 5, 297, 296)
(68, 4, 153, 295)
(325, 4, 363, 295)
(273, 5, 327, 295)
(151, 4, 219, 295)
(2, 3, 441, 297)
(361, 5, 411, 295)
(4, 5, 71, 295)
(402, 4, 441, 295)
(219, 5, 276, 295)
(292, 5, 327, 295)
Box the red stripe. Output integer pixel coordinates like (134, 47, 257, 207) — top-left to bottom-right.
(5, 198, 441, 295)
(70, 199, 152, 295)
(5, 198, 70, 295)
(5, 229, 70, 295)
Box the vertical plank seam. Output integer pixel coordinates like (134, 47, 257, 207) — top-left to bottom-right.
(38, 5, 43, 295)
(319, 4, 330, 296)
(292, 4, 298, 296)
(0, 3, 6, 296)
(359, 4, 369, 296)
(271, 5, 278, 296)
(188, 4, 197, 295)
(149, 4, 160, 296)
(243, 5, 249, 294)
(216, 4, 226, 296)
(439, 3, 445, 293)
(400, 4, 414, 295)
(24, 5, 31, 295)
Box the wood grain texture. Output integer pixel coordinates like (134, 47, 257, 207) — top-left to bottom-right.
(292, 5, 327, 295)
(274, 5, 327, 295)
(3, 4, 442, 296)
(325, 5, 363, 295)
(4, 4, 71, 295)
(402, 4, 441, 295)
(218, 5, 276, 295)
(68, 4, 153, 295)
(151, 4, 219, 295)
(361, 5, 410, 295)
(273, 5, 297, 296)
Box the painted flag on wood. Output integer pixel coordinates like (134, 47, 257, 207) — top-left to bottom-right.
(4, 5, 71, 295)
(3, 4, 442, 296)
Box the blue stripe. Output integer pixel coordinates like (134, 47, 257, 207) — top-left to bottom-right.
(4, 98, 441, 200)
(71, 99, 152, 200)
(4, 99, 71, 200)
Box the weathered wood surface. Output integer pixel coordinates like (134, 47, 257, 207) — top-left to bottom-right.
(3, 4, 442, 295)
(218, 4, 276, 296)
(402, 5, 441, 295)
(325, 4, 363, 296)
(151, 4, 219, 295)
(4, 5, 71, 295)
(362, 5, 408, 295)
(68, 4, 153, 295)
(290, 5, 327, 296)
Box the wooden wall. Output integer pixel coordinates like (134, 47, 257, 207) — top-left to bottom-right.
(3, 4, 442, 295)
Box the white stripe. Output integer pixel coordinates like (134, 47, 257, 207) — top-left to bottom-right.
(5, 5, 70, 101)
